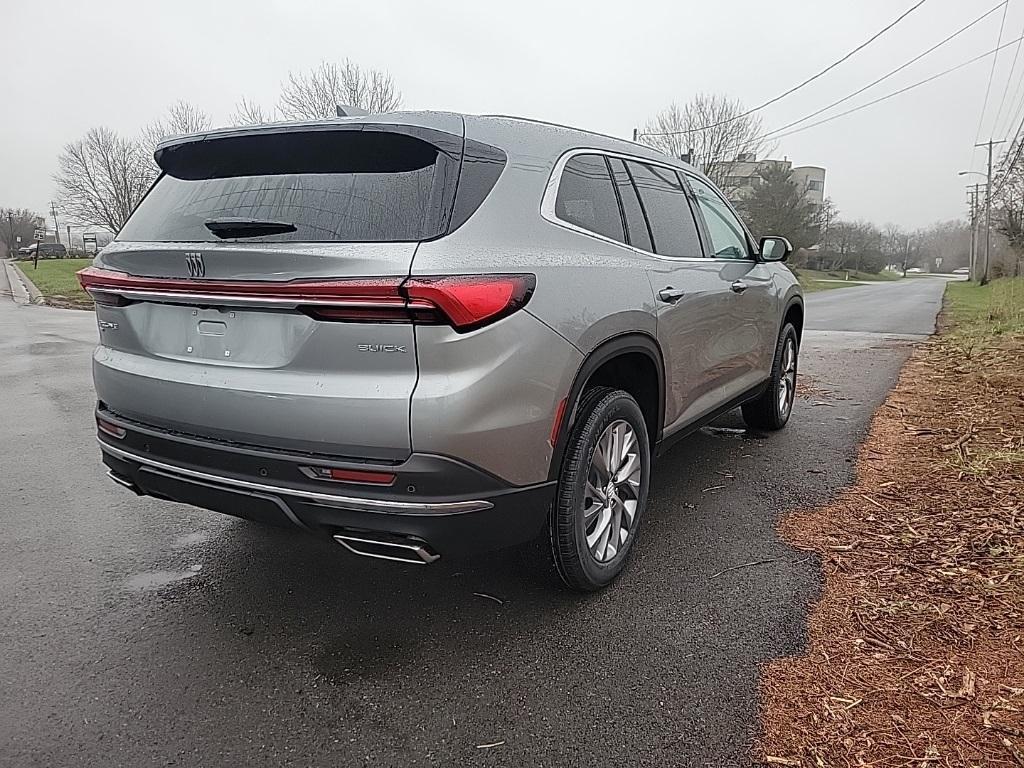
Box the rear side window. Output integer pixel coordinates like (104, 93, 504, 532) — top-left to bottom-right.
(626, 161, 703, 258)
(608, 158, 653, 253)
(118, 129, 468, 243)
(554, 154, 626, 244)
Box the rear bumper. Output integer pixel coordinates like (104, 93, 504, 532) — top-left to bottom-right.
(96, 407, 553, 557)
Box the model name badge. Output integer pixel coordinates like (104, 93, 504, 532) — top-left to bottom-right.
(357, 344, 408, 353)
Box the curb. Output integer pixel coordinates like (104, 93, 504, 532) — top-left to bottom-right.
(2, 260, 30, 305)
(6, 260, 45, 305)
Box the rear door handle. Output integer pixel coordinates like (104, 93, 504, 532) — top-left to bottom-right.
(730, 280, 748, 294)
(657, 287, 685, 303)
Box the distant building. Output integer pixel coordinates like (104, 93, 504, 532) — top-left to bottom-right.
(715, 154, 826, 210)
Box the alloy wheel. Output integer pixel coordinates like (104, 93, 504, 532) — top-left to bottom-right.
(778, 337, 797, 418)
(583, 420, 642, 563)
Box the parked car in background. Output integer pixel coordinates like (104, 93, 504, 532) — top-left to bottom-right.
(79, 112, 803, 591)
(19, 243, 67, 259)
(952, 267, 970, 275)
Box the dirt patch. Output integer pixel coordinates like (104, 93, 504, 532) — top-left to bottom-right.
(758, 307, 1024, 766)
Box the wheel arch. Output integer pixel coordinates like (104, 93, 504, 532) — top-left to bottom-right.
(547, 333, 665, 482)
(783, 296, 804, 342)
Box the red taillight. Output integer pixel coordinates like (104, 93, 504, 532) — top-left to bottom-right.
(403, 274, 535, 331)
(77, 266, 534, 331)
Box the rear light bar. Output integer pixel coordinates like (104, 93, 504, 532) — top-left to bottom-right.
(77, 267, 534, 332)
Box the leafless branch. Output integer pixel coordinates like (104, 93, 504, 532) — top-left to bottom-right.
(277, 60, 402, 119)
(639, 94, 775, 190)
(54, 126, 155, 234)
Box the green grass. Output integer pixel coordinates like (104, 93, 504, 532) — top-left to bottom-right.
(797, 276, 847, 293)
(945, 277, 1024, 338)
(797, 268, 903, 283)
(791, 267, 900, 294)
(14, 258, 93, 306)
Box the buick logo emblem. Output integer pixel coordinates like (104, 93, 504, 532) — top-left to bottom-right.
(184, 252, 206, 278)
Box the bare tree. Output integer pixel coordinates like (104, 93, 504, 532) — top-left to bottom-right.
(231, 96, 274, 126)
(54, 127, 155, 234)
(1, 208, 45, 258)
(639, 95, 774, 189)
(278, 60, 402, 119)
(142, 100, 212, 151)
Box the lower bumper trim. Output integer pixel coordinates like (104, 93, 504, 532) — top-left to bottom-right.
(98, 439, 494, 516)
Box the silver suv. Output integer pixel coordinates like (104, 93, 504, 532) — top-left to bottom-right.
(80, 112, 802, 591)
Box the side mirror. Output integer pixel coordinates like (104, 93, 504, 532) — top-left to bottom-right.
(759, 236, 793, 263)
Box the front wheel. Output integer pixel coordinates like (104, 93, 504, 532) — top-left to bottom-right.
(549, 387, 651, 592)
(742, 323, 799, 431)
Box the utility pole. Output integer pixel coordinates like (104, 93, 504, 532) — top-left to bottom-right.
(50, 201, 61, 244)
(902, 235, 911, 277)
(975, 140, 1006, 286)
(67, 225, 72, 255)
(632, 127, 638, 142)
(6, 210, 14, 259)
(967, 183, 982, 277)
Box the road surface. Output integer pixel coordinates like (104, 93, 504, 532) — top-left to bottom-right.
(0, 268, 948, 767)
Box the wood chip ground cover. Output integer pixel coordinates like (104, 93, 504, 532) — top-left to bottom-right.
(759, 279, 1024, 767)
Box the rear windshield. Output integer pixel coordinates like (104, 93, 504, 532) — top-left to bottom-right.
(118, 129, 461, 243)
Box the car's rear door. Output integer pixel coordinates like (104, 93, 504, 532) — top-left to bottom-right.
(614, 159, 736, 433)
(85, 121, 464, 462)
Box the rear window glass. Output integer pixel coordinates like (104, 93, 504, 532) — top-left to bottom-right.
(118, 130, 460, 243)
(626, 161, 703, 258)
(555, 154, 626, 244)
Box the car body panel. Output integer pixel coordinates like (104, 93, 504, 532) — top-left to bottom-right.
(85, 110, 801, 555)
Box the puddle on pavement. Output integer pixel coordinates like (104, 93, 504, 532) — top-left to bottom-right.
(171, 531, 212, 549)
(700, 426, 769, 440)
(124, 565, 202, 591)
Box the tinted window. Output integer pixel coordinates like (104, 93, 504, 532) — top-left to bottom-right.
(608, 158, 653, 252)
(555, 154, 625, 244)
(626, 161, 702, 258)
(119, 130, 461, 243)
(688, 176, 751, 259)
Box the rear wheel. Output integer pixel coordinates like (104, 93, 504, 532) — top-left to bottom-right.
(549, 387, 650, 592)
(742, 323, 799, 431)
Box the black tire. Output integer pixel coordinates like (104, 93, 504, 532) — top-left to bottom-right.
(549, 386, 651, 592)
(742, 323, 799, 431)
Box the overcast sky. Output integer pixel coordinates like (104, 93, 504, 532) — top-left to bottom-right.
(3, 0, 1022, 231)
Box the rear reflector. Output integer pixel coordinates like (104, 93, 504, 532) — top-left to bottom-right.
(77, 267, 534, 332)
(549, 397, 568, 447)
(97, 417, 126, 439)
(302, 466, 397, 486)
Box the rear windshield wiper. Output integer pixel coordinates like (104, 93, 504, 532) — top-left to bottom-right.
(204, 217, 297, 239)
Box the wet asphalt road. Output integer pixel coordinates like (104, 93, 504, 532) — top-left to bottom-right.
(0, 268, 948, 767)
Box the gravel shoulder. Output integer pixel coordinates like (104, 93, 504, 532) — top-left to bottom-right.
(759, 278, 1024, 767)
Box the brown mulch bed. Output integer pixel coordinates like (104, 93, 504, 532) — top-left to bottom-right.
(758, 318, 1024, 766)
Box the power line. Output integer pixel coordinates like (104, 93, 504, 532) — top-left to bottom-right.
(1000, 61, 1024, 141)
(992, 112, 1024, 195)
(639, 0, 930, 138)
(972, 0, 1010, 158)
(760, 1, 1007, 140)
(991, 0, 1023, 137)
(765, 33, 1024, 141)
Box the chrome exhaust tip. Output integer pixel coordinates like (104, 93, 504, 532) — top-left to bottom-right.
(107, 469, 141, 494)
(332, 532, 440, 564)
